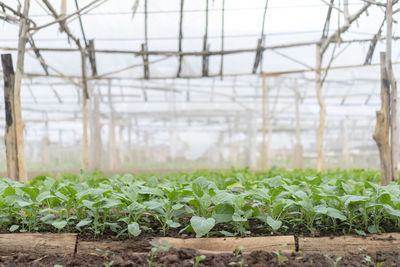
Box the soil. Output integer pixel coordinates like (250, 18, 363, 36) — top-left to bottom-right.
(1, 248, 399, 267)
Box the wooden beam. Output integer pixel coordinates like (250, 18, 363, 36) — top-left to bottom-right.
(261, 73, 267, 171)
(81, 50, 89, 170)
(316, 44, 326, 172)
(12, 0, 29, 182)
(177, 0, 184, 77)
(373, 52, 392, 185)
(387, 0, 398, 181)
(1, 54, 18, 180)
(202, 0, 209, 77)
(87, 40, 97, 76)
(219, 0, 225, 80)
(294, 88, 303, 168)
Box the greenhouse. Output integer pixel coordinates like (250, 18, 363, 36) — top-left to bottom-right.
(0, 0, 400, 266)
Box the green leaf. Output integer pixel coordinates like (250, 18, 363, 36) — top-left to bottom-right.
(326, 208, 346, 221)
(9, 225, 19, 232)
(212, 203, 234, 223)
(76, 218, 92, 228)
(128, 222, 141, 236)
(354, 229, 366, 236)
(52, 220, 67, 230)
(190, 216, 215, 238)
(266, 216, 282, 231)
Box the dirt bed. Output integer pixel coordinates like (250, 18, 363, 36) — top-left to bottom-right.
(1, 248, 399, 267)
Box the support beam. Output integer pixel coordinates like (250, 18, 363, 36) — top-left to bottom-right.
(202, 0, 209, 77)
(261, 73, 267, 170)
(294, 88, 303, 168)
(316, 44, 326, 171)
(12, 0, 29, 182)
(87, 40, 97, 76)
(177, 0, 184, 77)
(387, 0, 398, 181)
(89, 94, 102, 170)
(108, 81, 117, 170)
(2, 54, 19, 180)
(373, 52, 392, 185)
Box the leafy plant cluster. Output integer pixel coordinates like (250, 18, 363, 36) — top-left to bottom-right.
(0, 168, 399, 238)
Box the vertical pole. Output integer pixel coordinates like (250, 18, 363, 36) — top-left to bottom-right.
(387, 0, 398, 181)
(108, 81, 117, 170)
(341, 117, 350, 167)
(262, 73, 267, 170)
(42, 121, 50, 165)
(118, 125, 124, 167)
(13, 0, 30, 181)
(81, 50, 89, 170)
(127, 121, 132, 164)
(294, 89, 303, 168)
(266, 81, 272, 169)
(316, 44, 326, 172)
(90, 94, 102, 170)
(373, 52, 392, 185)
(2, 54, 18, 180)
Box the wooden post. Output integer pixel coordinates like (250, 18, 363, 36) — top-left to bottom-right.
(118, 125, 124, 166)
(262, 73, 267, 170)
(108, 81, 117, 170)
(387, 0, 398, 181)
(2, 54, 18, 180)
(12, 0, 30, 182)
(373, 52, 392, 185)
(266, 86, 272, 169)
(294, 89, 303, 169)
(81, 50, 89, 170)
(127, 122, 132, 164)
(89, 95, 102, 170)
(42, 122, 50, 165)
(316, 44, 326, 172)
(341, 118, 350, 167)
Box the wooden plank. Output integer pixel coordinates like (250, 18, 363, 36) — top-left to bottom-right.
(156, 236, 295, 253)
(77, 240, 151, 255)
(0, 233, 77, 255)
(299, 233, 400, 256)
(1, 54, 18, 180)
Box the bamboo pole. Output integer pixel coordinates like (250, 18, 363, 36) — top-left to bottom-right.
(13, 0, 30, 182)
(1, 54, 18, 180)
(262, 73, 267, 170)
(81, 50, 89, 170)
(294, 89, 303, 169)
(341, 117, 350, 167)
(108, 81, 117, 170)
(316, 44, 326, 172)
(373, 52, 392, 185)
(387, 0, 398, 181)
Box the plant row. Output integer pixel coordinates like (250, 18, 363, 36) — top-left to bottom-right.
(0, 169, 399, 238)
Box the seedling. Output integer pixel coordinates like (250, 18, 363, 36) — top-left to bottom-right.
(273, 251, 288, 266)
(324, 255, 342, 267)
(193, 255, 206, 267)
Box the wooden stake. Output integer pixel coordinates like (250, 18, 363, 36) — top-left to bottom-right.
(81, 50, 89, 170)
(294, 88, 303, 168)
(316, 44, 326, 172)
(373, 52, 392, 185)
(262, 73, 267, 170)
(12, 0, 29, 182)
(2, 54, 18, 180)
(89, 94, 102, 170)
(387, 0, 398, 181)
(108, 81, 117, 170)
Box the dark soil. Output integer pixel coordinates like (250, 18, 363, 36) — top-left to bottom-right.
(1, 248, 399, 267)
